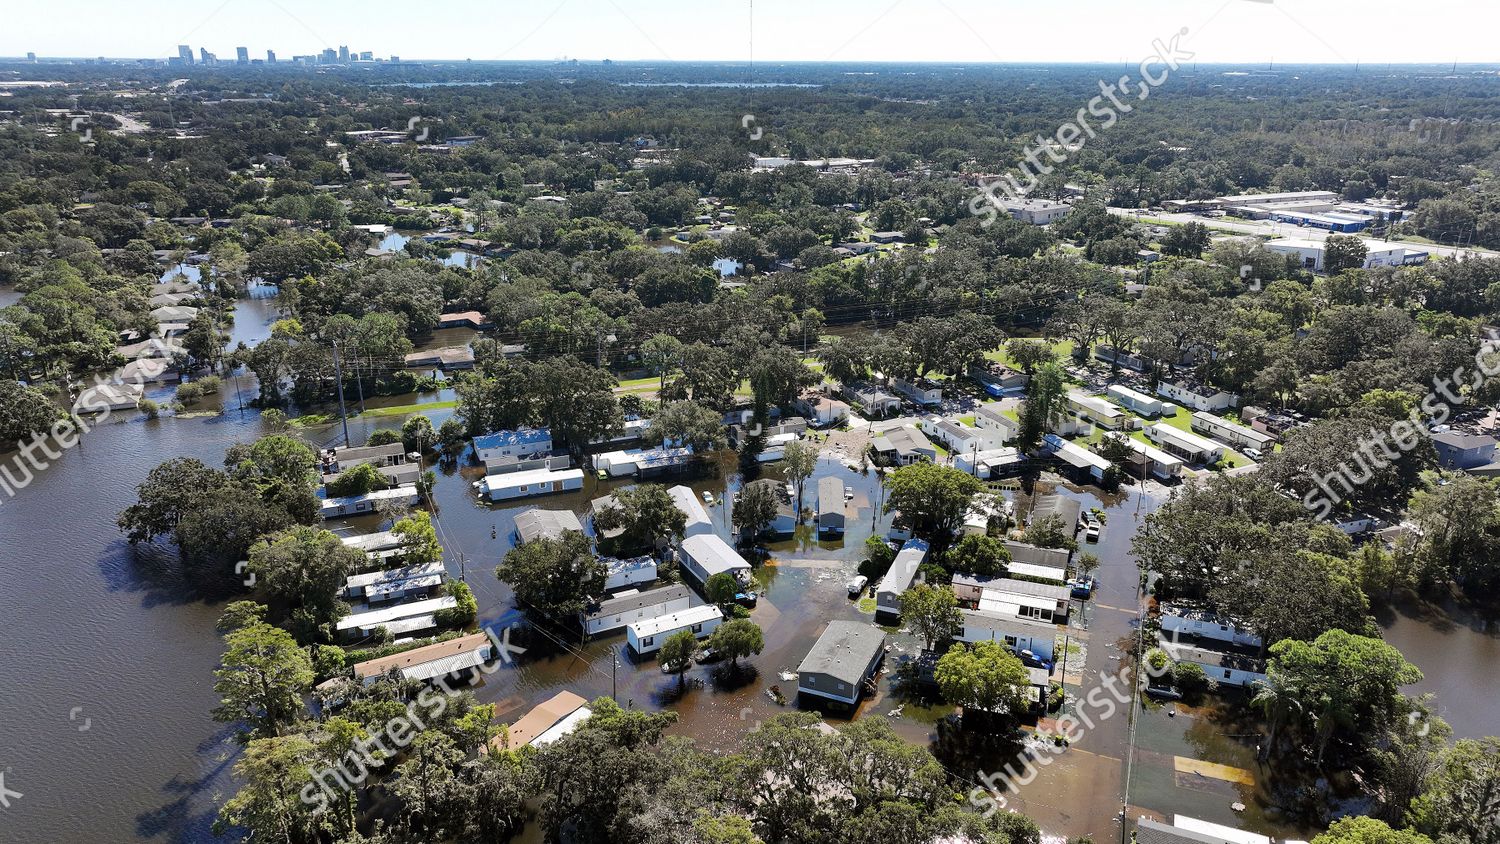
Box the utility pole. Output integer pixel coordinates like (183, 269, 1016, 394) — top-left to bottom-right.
(331, 339, 351, 448)
(611, 651, 619, 703)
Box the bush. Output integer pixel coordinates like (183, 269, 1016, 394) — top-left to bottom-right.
(434, 581, 478, 627)
(366, 429, 402, 447)
(1174, 660, 1208, 695)
(139, 398, 161, 419)
(326, 462, 389, 497)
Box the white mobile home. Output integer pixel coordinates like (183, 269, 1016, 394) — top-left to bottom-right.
(335, 595, 458, 639)
(1145, 424, 1226, 465)
(678, 533, 752, 586)
(1190, 411, 1275, 451)
(627, 604, 723, 655)
(580, 583, 692, 636)
(1106, 384, 1163, 417)
(668, 485, 714, 538)
(1159, 605, 1264, 649)
(493, 690, 593, 751)
(1067, 391, 1134, 430)
(1156, 380, 1238, 413)
(973, 403, 1019, 445)
(875, 539, 929, 619)
(343, 561, 447, 602)
(319, 486, 422, 519)
(922, 417, 987, 455)
(892, 377, 943, 407)
(475, 467, 585, 502)
(1166, 642, 1267, 688)
(1102, 432, 1184, 480)
(955, 610, 1058, 664)
(472, 428, 555, 471)
(955, 447, 1025, 480)
(602, 555, 657, 591)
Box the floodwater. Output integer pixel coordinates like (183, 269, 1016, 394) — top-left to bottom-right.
(1379, 600, 1500, 739)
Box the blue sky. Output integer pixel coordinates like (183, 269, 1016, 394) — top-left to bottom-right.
(3, 0, 1494, 65)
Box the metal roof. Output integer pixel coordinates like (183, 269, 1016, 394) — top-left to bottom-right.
(796, 621, 887, 686)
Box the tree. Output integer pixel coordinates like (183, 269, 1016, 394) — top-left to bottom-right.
(900, 584, 962, 650)
(531, 357, 623, 463)
(213, 620, 314, 739)
(782, 439, 819, 519)
(1017, 362, 1066, 451)
(402, 414, 435, 452)
(705, 572, 741, 606)
(1324, 234, 1369, 275)
(747, 345, 817, 418)
(733, 478, 781, 540)
(1161, 221, 1210, 258)
(709, 619, 765, 667)
(118, 457, 233, 543)
(495, 530, 607, 618)
(0, 380, 63, 444)
(246, 526, 360, 640)
(1311, 818, 1435, 844)
(946, 534, 1012, 576)
(883, 463, 983, 555)
(1005, 339, 1055, 375)
(641, 333, 684, 395)
(324, 462, 388, 497)
(659, 629, 701, 685)
(392, 510, 442, 565)
(934, 641, 1031, 720)
(593, 483, 687, 553)
(212, 735, 325, 843)
(1265, 630, 1422, 766)
(1407, 737, 1500, 844)
(650, 399, 727, 451)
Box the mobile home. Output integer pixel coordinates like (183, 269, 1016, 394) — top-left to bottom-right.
(475, 467, 585, 502)
(627, 605, 724, 655)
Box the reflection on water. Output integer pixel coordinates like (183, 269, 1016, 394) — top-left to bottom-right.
(1380, 599, 1500, 738)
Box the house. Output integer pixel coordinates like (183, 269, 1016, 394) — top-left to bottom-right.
(1101, 432, 1184, 480)
(580, 583, 691, 636)
(114, 357, 180, 385)
(794, 388, 851, 427)
(513, 509, 584, 544)
(892, 376, 943, 407)
(472, 428, 554, 471)
(1431, 431, 1499, 470)
(437, 310, 492, 329)
(150, 304, 199, 324)
(494, 691, 593, 750)
(319, 486, 421, 519)
(351, 632, 491, 685)
(601, 555, 657, 591)
(1156, 380, 1237, 412)
(1066, 390, 1134, 430)
(1007, 561, 1069, 585)
(1095, 344, 1150, 372)
(678, 533, 752, 587)
(954, 447, 1024, 480)
(335, 594, 458, 639)
(1106, 384, 1163, 417)
(844, 381, 901, 417)
(955, 609, 1059, 664)
(1042, 434, 1112, 483)
(1158, 605, 1263, 650)
(868, 231, 906, 244)
(796, 621, 887, 707)
(1190, 411, 1275, 451)
(343, 561, 446, 603)
(81, 382, 143, 413)
(404, 346, 477, 370)
(1028, 494, 1082, 531)
(875, 539, 928, 619)
(1145, 423, 1226, 465)
(997, 198, 1071, 225)
(319, 442, 418, 487)
(1164, 641, 1267, 688)
(1002, 540, 1071, 571)
(969, 363, 1028, 397)
(595, 445, 695, 477)
(1134, 816, 1272, 844)
(971, 577, 1072, 623)
(871, 425, 937, 465)
(627, 605, 723, 655)
(475, 467, 585, 502)
(667, 485, 714, 538)
(817, 476, 846, 535)
(973, 403, 1019, 445)
(922, 417, 986, 456)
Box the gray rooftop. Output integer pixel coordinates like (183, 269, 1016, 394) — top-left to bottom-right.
(990, 578, 1072, 601)
(587, 583, 691, 618)
(796, 621, 887, 686)
(514, 509, 584, 544)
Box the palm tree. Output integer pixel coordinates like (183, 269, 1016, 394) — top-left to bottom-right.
(1250, 676, 1302, 761)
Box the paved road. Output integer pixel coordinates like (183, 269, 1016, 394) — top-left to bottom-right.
(1107, 206, 1495, 261)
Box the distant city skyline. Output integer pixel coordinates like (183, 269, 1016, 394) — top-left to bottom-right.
(1, 0, 1496, 65)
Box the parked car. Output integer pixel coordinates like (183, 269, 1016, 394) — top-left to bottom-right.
(1242, 447, 1262, 461)
(847, 575, 868, 597)
(695, 646, 723, 664)
(734, 591, 758, 608)
(702, 490, 715, 504)
(1085, 522, 1100, 543)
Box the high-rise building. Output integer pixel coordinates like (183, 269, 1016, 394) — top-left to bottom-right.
(26, 52, 36, 62)
(338, 45, 349, 63)
(236, 47, 248, 64)
(358, 51, 372, 62)
(266, 50, 276, 64)
(178, 45, 192, 63)
(199, 47, 212, 64)
(390, 55, 400, 63)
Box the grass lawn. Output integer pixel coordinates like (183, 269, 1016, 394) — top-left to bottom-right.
(360, 400, 457, 419)
(984, 338, 1076, 369)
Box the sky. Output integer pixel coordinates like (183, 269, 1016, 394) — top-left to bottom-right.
(1, 0, 1495, 66)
